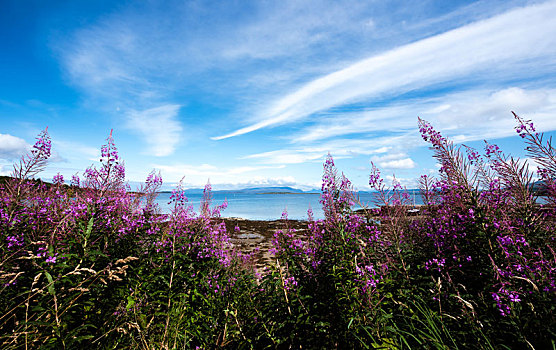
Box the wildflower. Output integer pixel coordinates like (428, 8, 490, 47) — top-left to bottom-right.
(71, 174, 80, 187)
(508, 293, 521, 303)
(284, 276, 298, 291)
(32, 127, 51, 159)
(53, 173, 64, 185)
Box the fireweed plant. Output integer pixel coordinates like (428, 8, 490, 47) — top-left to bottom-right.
(0, 130, 257, 349)
(248, 114, 554, 348)
(0, 112, 554, 349)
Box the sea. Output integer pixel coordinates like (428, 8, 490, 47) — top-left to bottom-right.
(154, 191, 424, 220)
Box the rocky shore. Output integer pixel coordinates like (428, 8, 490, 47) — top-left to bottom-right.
(221, 205, 426, 267)
(223, 218, 309, 267)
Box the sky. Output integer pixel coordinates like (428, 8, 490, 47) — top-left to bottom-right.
(1, 0, 556, 191)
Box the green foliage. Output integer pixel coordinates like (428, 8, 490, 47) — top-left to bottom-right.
(2, 118, 556, 348)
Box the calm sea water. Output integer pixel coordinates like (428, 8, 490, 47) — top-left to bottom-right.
(154, 191, 424, 220)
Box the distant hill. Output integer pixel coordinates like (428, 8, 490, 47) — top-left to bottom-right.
(162, 186, 308, 194)
(0, 175, 50, 187)
(530, 180, 551, 195)
(0, 175, 10, 185)
(238, 186, 305, 194)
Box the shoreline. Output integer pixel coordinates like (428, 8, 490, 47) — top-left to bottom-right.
(222, 217, 308, 267)
(220, 206, 426, 267)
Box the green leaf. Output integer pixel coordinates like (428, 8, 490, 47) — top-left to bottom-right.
(72, 335, 94, 342)
(82, 216, 94, 249)
(126, 295, 135, 310)
(85, 216, 94, 239)
(45, 271, 55, 296)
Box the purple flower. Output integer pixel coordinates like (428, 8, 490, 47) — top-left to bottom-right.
(284, 276, 298, 291)
(31, 127, 51, 159)
(53, 173, 64, 185)
(509, 293, 521, 303)
(71, 174, 81, 187)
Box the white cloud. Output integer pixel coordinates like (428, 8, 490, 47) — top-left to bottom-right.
(384, 175, 419, 189)
(56, 0, 525, 98)
(219, 1, 371, 60)
(213, 1, 556, 139)
(126, 105, 183, 156)
(0, 164, 12, 176)
(55, 0, 382, 104)
(246, 86, 555, 169)
(286, 87, 556, 146)
(52, 139, 99, 161)
(60, 26, 150, 95)
(371, 152, 416, 169)
(241, 176, 296, 186)
(0, 133, 30, 160)
(290, 105, 417, 143)
(425, 88, 556, 142)
(244, 135, 416, 165)
(243, 149, 326, 164)
(39, 0, 556, 192)
(379, 158, 416, 169)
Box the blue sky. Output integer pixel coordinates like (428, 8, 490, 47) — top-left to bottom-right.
(1, 0, 556, 191)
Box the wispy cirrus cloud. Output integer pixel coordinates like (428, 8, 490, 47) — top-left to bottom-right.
(291, 87, 556, 144)
(213, 1, 556, 140)
(125, 105, 183, 157)
(52, 139, 99, 162)
(54, 1, 528, 125)
(55, 0, 383, 99)
(243, 136, 412, 165)
(244, 87, 556, 167)
(38, 0, 556, 189)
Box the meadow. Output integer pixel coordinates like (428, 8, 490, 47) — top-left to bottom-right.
(0, 113, 554, 349)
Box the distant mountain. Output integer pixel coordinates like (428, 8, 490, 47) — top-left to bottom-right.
(238, 186, 305, 194)
(161, 186, 308, 194)
(0, 175, 52, 187)
(528, 180, 554, 195)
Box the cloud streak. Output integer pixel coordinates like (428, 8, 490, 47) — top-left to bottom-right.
(243, 136, 413, 165)
(291, 87, 556, 143)
(243, 87, 556, 167)
(126, 105, 183, 157)
(213, 1, 556, 140)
